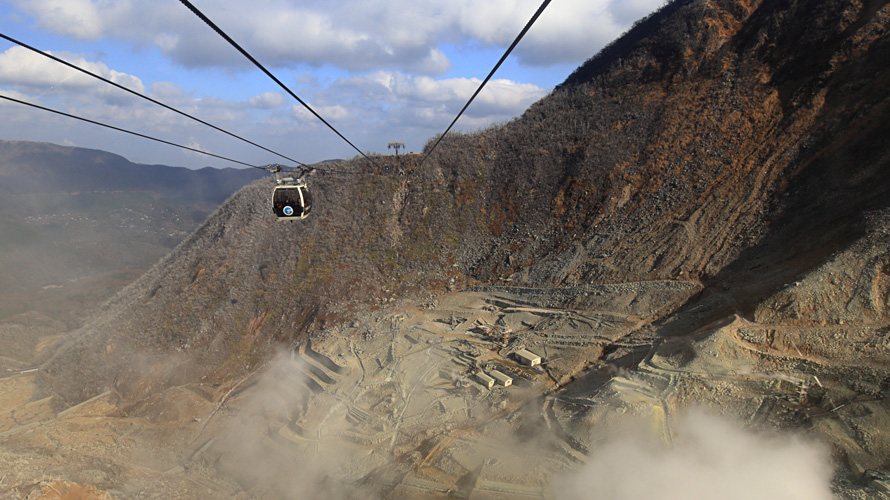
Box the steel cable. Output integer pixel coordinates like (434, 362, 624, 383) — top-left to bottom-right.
(0, 32, 308, 168)
(178, 0, 378, 168)
(420, 0, 553, 166)
(0, 93, 263, 169)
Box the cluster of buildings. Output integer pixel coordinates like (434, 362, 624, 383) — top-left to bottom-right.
(471, 348, 543, 390)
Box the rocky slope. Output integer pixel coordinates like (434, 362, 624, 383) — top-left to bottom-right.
(40, 0, 890, 401)
(5, 0, 890, 498)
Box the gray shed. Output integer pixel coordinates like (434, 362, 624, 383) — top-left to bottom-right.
(490, 370, 513, 387)
(475, 372, 495, 390)
(514, 348, 542, 367)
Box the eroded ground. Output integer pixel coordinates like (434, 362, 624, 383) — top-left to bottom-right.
(1, 278, 889, 499)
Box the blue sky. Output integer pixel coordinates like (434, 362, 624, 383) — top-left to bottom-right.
(0, 0, 663, 168)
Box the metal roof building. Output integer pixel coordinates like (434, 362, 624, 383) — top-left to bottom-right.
(514, 349, 542, 367)
(490, 370, 513, 387)
(475, 372, 495, 390)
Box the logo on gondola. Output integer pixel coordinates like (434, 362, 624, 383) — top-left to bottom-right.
(283, 205, 294, 216)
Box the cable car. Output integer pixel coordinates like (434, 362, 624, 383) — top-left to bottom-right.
(272, 180, 312, 220)
(264, 163, 313, 220)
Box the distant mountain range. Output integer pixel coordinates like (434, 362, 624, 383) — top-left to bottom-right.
(0, 140, 265, 202)
(0, 140, 265, 328)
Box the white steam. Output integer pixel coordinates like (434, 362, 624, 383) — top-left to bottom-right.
(214, 351, 375, 500)
(214, 353, 835, 499)
(552, 411, 835, 500)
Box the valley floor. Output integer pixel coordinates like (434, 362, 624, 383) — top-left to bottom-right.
(1, 281, 888, 499)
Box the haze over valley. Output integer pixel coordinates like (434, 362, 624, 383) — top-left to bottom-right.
(0, 140, 263, 365)
(2, 0, 890, 499)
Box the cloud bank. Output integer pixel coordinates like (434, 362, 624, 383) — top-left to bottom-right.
(0, 46, 144, 95)
(9, 0, 664, 73)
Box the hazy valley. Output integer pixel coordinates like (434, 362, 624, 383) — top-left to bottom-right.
(0, 140, 264, 371)
(2, 0, 890, 498)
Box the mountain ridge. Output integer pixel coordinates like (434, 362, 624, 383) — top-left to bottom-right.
(0, 139, 265, 201)
(37, 0, 890, 404)
(0, 139, 268, 356)
(11, 0, 890, 497)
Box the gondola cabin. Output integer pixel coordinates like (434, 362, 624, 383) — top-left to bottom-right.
(272, 181, 312, 220)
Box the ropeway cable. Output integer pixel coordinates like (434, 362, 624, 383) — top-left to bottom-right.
(0, 32, 308, 168)
(178, 0, 379, 168)
(0, 93, 263, 169)
(420, 0, 553, 166)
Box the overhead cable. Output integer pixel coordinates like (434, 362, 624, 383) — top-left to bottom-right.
(0, 93, 262, 169)
(178, 0, 378, 167)
(0, 32, 308, 168)
(421, 0, 553, 166)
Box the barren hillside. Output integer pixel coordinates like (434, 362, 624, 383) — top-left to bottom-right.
(2, 0, 890, 498)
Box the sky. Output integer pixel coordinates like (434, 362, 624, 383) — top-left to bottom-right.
(0, 0, 664, 169)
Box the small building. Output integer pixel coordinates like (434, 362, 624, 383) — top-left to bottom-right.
(514, 348, 542, 367)
(475, 372, 495, 390)
(490, 370, 513, 387)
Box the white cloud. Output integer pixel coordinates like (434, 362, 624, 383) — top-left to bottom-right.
(0, 88, 41, 105)
(9, 0, 664, 72)
(15, 0, 107, 39)
(328, 71, 546, 124)
(291, 103, 350, 123)
(320, 104, 350, 121)
(607, 0, 664, 25)
(0, 46, 145, 95)
(149, 81, 185, 101)
(290, 104, 316, 124)
(248, 91, 285, 109)
(469, 78, 546, 116)
(184, 139, 208, 158)
(448, 0, 665, 65)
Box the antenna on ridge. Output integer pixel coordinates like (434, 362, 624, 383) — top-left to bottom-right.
(388, 141, 406, 156)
